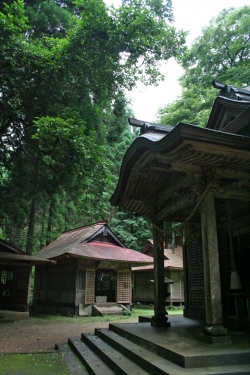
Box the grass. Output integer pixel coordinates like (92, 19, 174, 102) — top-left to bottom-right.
(0, 306, 183, 374)
(131, 305, 184, 317)
(28, 305, 183, 324)
(0, 352, 70, 375)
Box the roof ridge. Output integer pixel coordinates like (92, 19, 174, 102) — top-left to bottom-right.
(62, 221, 108, 235)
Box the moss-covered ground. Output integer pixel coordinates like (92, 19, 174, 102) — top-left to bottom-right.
(0, 306, 183, 374)
(0, 352, 70, 375)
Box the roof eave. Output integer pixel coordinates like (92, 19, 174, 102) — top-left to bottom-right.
(110, 122, 250, 207)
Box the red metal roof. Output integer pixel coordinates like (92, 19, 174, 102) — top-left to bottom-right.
(36, 222, 153, 265)
(164, 247, 183, 269)
(64, 241, 153, 263)
(132, 243, 183, 272)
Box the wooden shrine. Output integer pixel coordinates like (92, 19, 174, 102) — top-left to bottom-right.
(110, 82, 250, 339)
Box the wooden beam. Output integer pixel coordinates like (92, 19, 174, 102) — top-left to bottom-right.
(222, 105, 250, 134)
(139, 160, 171, 175)
(138, 144, 194, 175)
(212, 188, 250, 200)
(188, 140, 250, 160)
(157, 174, 194, 206)
(127, 194, 157, 205)
(157, 192, 199, 221)
(0, 261, 31, 267)
(170, 162, 202, 173)
(126, 196, 157, 215)
(214, 168, 250, 180)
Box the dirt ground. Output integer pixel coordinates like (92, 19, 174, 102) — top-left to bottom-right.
(0, 314, 138, 353)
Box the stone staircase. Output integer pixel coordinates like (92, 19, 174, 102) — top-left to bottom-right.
(56, 319, 250, 375)
(92, 303, 128, 317)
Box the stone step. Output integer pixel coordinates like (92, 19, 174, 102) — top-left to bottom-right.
(92, 304, 124, 316)
(96, 328, 250, 375)
(55, 343, 88, 375)
(96, 307, 123, 314)
(59, 329, 250, 375)
(108, 323, 250, 371)
(68, 337, 116, 375)
(94, 303, 119, 307)
(87, 328, 250, 375)
(81, 332, 149, 375)
(95, 328, 173, 375)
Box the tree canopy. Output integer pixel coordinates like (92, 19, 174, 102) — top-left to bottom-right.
(0, 0, 186, 252)
(158, 6, 250, 127)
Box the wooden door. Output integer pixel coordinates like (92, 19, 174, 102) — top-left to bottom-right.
(117, 270, 131, 304)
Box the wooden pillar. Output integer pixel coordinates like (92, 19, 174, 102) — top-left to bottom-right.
(201, 193, 227, 337)
(26, 266, 33, 313)
(75, 259, 79, 316)
(151, 221, 170, 327)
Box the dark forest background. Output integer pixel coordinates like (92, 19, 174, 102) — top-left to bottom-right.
(0, 0, 249, 253)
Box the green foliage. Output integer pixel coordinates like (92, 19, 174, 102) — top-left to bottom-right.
(123, 308, 131, 315)
(108, 0, 187, 87)
(158, 6, 250, 127)
(0, 0, 186, 252)
(110, 212, 152, 251)
(26, 0, 73, 39)
(0, 0, 29, 34)
(182, 6, 250, 87)
(158, 84, 216, 127)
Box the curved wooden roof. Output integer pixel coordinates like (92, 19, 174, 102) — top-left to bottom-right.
(110, 87, 250, 223)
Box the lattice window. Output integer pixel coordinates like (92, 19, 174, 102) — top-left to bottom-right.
(0, 270, 13, 285)
(0, 270, 7, 284)
(78, 270, 86, 291)
(85, 269, 95, 304)
(117, 270, 131, 303)
(186, 237, 205, 308)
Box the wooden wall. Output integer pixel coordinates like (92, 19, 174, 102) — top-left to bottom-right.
(133, 269, 184, 305)
(33, 259, 77, 315)
(0, 267, 31, 311)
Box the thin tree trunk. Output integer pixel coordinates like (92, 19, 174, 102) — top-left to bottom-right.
(46, 198, 54, 246)
(26, 199, 35, 254)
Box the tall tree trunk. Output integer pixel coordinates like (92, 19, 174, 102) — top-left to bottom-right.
(46, 198, 54, 246)
(26, 199, 35, 254)
(41, 203, 47, 248)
